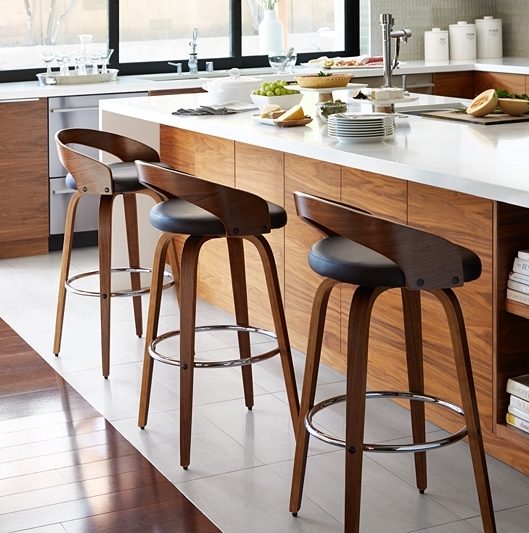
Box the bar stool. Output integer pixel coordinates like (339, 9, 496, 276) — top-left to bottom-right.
(289, 192, 496, 533)
(135, 161, 299, 470)
(53, 129, 174, 378)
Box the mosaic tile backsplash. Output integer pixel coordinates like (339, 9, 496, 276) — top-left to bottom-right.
(361, 0, 528, 59)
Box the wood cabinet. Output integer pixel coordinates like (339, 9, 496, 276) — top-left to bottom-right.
(0, 98, 48, 258)
(474, 71, 526, 95)
(433, 71, 475, 98)
(433, 71, 529, 99)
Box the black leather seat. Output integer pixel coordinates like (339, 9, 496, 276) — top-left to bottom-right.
(149, 198, 287, 235)
(309, 236, 482, 288)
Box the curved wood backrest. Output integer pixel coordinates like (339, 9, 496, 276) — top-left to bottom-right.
(136, 161, 272, 237)
(56, 128, 160, 195)
(294, 191, 471, 290)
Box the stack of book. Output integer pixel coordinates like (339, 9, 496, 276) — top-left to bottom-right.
(506, 249, 529, 306)
(506, 374, 529, 433)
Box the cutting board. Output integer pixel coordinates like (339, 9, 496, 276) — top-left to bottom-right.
(419, 110, 529, 125)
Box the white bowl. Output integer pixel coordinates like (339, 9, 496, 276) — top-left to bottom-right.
(250, 93, 303, 110)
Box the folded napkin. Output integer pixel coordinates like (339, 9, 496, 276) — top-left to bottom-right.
(172, 105, 240, 116)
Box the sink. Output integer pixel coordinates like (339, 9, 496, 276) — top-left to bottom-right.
(140, 70, 229, 82)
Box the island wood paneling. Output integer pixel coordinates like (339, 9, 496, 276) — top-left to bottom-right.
(160, 126, 236, 312)
(340, 168, 408, 385)
(284, 154, 342, 369)
(0, 98, 48, 258)
(158, 126, 529, 476)
(235, 142, 285, 332)
(407, 183, 494, 434)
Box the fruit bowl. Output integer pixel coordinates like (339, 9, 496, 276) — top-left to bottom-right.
(250, 93, 303, 110)
(498, 98, 529, 116)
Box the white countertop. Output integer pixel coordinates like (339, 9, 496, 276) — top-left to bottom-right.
(4, 57, 529, 101)
(100, 91, 529, 209)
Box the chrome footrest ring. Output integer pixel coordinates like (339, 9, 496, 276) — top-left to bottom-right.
(306, 391, 467, 453)
(65, 267, 174, 298)
(149, 324, 280, 368)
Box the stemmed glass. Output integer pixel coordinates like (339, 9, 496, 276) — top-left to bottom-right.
(101, 49, 114, 74)
(55, 53, 68, 76)
(40, 46, 55, 76)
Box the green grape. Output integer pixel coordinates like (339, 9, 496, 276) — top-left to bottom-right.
(279, 80, 287, 86)
(261, 81, 269, 89)
(274, 88, 282, 95)
(266, 90, 275, 96)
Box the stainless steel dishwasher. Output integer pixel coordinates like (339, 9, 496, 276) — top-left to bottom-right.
(48, 91, 147, 250)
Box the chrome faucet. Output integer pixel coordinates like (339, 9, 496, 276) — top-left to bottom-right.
(380, 14, 412, 88)
(188, 27, 198, 74)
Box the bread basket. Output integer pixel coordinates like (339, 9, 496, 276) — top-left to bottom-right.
(295, 73, 351, 89)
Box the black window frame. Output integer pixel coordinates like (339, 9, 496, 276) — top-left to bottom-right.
(0, 0, 359, 83)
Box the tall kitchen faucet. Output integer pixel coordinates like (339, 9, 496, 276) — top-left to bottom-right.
(188, 27, 198, 74)
(380, 14, 412, 88)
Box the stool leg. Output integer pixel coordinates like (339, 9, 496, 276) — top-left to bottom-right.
(246, 235, 299, 426)
(138, 232, 175, 429)
(290, 278, 338, 515)
(401, 289, 427, 493)
(179, 236, 208, 469)
(123, 193, 143, 338)
(53, 192, 81, 356)
(98, 195, 114, 379)
(345, 286, 384, 533)
(431, 288, 496, 533)
(227, 238, 254, 410)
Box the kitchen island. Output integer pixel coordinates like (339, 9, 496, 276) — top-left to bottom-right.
(101, 92, 529, 476)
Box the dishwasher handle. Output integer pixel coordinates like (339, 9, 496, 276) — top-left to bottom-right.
(53, 188, 76, 195)
(50, 106, 100, 113)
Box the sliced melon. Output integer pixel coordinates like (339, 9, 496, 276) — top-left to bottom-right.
(276, 104, 305, 122)
(466, 89, 498, 117)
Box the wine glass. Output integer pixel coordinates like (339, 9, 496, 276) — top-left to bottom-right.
(101, 49, 114, 74)
(40, 46, 55, 76)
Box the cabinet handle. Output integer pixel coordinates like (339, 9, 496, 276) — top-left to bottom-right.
(50, 106, 100, 113)
(0, 98, 40, 103)
(52, 188, 76, 195)
(406, 83, 435, 89)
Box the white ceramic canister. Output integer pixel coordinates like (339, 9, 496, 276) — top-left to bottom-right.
(424, 28, 449, 61)
(449, 21, 477, 60)
(476, 16, 502, 58)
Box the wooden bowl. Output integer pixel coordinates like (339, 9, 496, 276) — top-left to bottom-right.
(295, 73, 351, 88)
(498, 98, 529, 116)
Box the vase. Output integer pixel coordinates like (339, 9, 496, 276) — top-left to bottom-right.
(258, 9, 284, 55)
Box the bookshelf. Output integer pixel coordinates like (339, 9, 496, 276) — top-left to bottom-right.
(506, 299, 529, 320)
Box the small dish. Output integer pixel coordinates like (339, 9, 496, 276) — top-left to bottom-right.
(498, 98, 529, 116)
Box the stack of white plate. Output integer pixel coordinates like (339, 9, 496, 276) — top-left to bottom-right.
(327, 112, 395, 143)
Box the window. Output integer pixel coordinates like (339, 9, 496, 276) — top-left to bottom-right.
(0, 0, 358, 82)
(0, 0, 108, 73)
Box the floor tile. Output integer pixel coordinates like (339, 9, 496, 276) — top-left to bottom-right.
(111, 409, 264, 483)
(270, 450, 462, 532)
(467, 502, 529, 532)
(177, 465, 342, 533)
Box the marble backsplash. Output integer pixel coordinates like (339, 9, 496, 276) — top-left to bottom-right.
(360, 0, 528, 59)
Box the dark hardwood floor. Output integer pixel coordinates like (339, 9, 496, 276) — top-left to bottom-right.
(0, 319, 220, 533)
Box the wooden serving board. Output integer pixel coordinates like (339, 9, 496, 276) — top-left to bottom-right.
(420, 110, 529, 125)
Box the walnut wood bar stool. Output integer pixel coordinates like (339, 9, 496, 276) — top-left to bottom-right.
(53, 129, 174, 378)
(289, 192, 496, 533)
(135, 161, 299, 470)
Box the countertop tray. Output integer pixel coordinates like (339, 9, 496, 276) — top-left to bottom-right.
(37, 69, 118, 86)
(419, 110, 529, 125)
